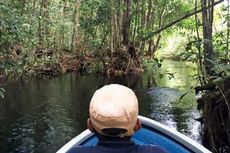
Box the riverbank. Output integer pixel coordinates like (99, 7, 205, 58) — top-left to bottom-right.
(196, 77, 230, 152)
(0, 45, 145, 81)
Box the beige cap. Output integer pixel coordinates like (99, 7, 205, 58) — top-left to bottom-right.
(89, 84, 139, 137)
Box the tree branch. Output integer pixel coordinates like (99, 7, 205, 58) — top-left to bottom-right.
(143, 0, 224, 40)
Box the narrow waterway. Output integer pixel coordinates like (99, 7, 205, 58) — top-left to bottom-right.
(0, 60, 202, 153)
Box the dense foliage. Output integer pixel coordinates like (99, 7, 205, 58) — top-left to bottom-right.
(1, 0, 229, 77)
(0, 0, 228, 80)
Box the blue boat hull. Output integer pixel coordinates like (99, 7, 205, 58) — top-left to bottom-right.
(80, 125, 192, 153)
(57, 116, 211, 153)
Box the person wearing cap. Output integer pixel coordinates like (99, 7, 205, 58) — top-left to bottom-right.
(68, 84, 168, 153)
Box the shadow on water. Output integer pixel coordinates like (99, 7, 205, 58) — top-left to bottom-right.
(0, 60, 202, 153)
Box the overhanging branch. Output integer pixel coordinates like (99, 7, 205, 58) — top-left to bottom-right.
(143, 0, 224, 40)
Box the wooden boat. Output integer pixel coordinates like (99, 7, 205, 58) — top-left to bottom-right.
(57, 116, 211, 153)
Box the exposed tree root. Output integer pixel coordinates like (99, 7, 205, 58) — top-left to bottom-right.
(99, 45, 143, 76)
(196, 77, 230, 153)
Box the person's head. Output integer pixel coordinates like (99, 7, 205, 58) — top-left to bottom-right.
(87, 84, 141, 138)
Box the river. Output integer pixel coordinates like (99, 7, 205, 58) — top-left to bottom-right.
(0, 60, 202, 153)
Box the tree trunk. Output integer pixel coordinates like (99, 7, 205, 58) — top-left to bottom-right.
(111, 0, 117, 52)
(147, 0, 165, 57)
(201, 0, 214, 75)
(38, 0, 49, 46)
(117, 0, 123, 46)
(147, 0, 153, 56)
(146, 0, 152, 28)
(226, 0, 230, 60)
(132, 0, 140, 43)
(60, 0, 67, 48)
(75, 0, 81, 54)
(43, 0, 49, 45)
(151, 35, 161, 57)
(122, 0, 132, 45)
(38, 0, 43, 45)
(110, 0, 122, 52)
(140, 0, 147, 52)
(71, 0, 81, 54)
(195, 0, 206, 85)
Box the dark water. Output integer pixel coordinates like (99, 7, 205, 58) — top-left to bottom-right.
(0, 60, 202, 153)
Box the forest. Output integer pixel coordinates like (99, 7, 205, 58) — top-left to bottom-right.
(0, 0, 230, 152)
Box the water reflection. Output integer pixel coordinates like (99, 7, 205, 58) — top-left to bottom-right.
(0, 60, 202, 153)
(141, 60, 202, 142)
(155, 60, 198, 89)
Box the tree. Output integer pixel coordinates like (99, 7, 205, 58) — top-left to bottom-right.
(110, 0, 133, 51)
(122, 0, 133, 45)
(201, 0, 214, 75)
(38, 0, 50, 46)
(71, 0, 81, 54)
(110, 0, 122, 52)
(226, 0, 230, 60)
